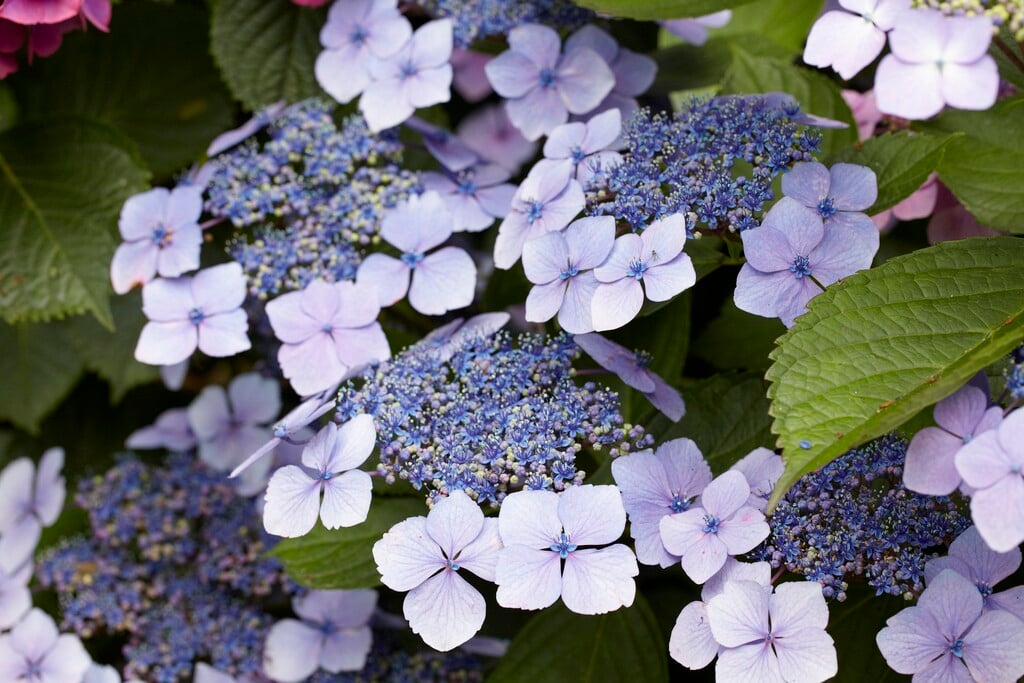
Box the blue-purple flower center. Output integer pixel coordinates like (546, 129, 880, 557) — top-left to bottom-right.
(320, 471, 334, 481)
(550, 531, 577, 559)
(321, 322, 334, 333)
(526, 200, 544, 224)
(399, 60, 419, 79)
(702, 514, 720, 534)
(634, 350, 653, 368)
(402, 252, 425, 269)
(977, 582, 993, 598)
(816, 196, 837, 219)
(457, 177, 477, 195)
(538, 68, 557, 89)
(151, 224, 171, 247)
(1012, 463, 1023, 474)
(949, 639, 965, 658)
(318, 620, 337, 636)
(569, 146, 586, 165)
(349, 25, 369, 46)
(789, 255, 812, 279)
(627, 258, 648, 280)
(187, 308, 205, 325)
(447, 558, 461, 571)
(669, 493, 689, 513)
(559, 261, 579, 281)
(25, 660, 43, 677)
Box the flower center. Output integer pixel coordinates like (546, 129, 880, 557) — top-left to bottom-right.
(538, 68, 557, 89)
(627, 258, 648, 280)
(187, 308, 205, 325)
(318, 620, 337, 635)
(669, 492, 689, 513)
(559, 260, 579, 281)
(402, 252, 425, 269)
(549, 531, 577, 559)
(634, 350, 653, 368)
(320, 471, 334, 481)
(350, 25, 369, 46)
(400, 60, 418, 79)
(1012, 463, 1023, 474)
(702, 514, 720, 534)
(816, 196, 837, 219)
(949, 639, 965, 659)
(977, 582, 993, 598)
(151, 224, 172, 247)
(457, 176, 477, 195)
(789, 255, 812, 279)
(569, 146, 586, 165)
(447, 558, 460, 571)
(526, 200, 544, 224)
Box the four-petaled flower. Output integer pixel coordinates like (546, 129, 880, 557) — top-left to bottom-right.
(539, 108, 622, 185)
(494, 485, 639, 615)
(781, 161, 878, 236)
(803, 0, 909, 80)
(0, 608, 91, 683)
(0, 448, 65, 573)
(373, 490, 503, 651)
(925, 526, 1024, 622)
(263, 416, 376, 538)
(421, 163, 516, 232)
(564, 25, 657, 122)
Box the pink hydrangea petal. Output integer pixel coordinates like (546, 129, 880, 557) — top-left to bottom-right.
(941, 59, 998, 113)
(803, 11, 885, 80)
(875, 57, 944, 120)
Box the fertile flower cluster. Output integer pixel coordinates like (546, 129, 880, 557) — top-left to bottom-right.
(207, 99, 420, 298)
(589, 97, 821, 232)
(760, 434, 971, 601)
(37, 455, 288, 681)
(415, 0, 593, 47)
(914, 0, 1024, 40)
(336, 323, 651, 506)
(1007, 346, 1024, 400)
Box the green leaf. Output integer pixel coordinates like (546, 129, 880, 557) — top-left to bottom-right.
(692, 300, 784, 373)
(0, 322, 84, 433)
(708, 0, 824, 53)
(211, 0, 326, 110)
(766, 237, 1024, 509)
(828, 131, 962, 213)
(653, 373, 774, 472)
(828, 589, 906, 682)
(721, 46, 856, 156)
(63, 290, 158, 402)
(651, 35, 788, 96)
(0, 120, 150, 329)
(13, 2, 234, 176)
(989, 27, 1024, 91)
(271, 497, 425, 589)
(572, 0, 756, 20)
(487, 595, 668, 683)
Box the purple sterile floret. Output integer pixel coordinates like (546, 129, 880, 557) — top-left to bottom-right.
(803, 0, 910, 80)
(421, 162, 516, 232)
(925, 526, 1024, 622)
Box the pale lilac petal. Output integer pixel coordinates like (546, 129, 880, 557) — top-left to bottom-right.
(556, 48, 615, 115)
(876, 57, 944, 120)
(740, 224, 794, 273)
(474, 183, 516, 219)
(918, 570, 983, 639)
(670, 601, 718, 669)
(700, 471, 750, 520)
(611, 451, 676, 567)
(558, 484, 626, 546)
(543, 121, 587, 160)
(455, 518, 502, 582)
(8, 608, 59, 660)
(327, 414, 376, 472)
(961, 609, 1024, 682)
(493, 213, 536, 270)
(485, 50, 539, 99)
(263, 466, 321, 538)
(321, 628, 372, 673)
(640, 214, 686, 261)
(263, 619, 323, 682)
(969, 476, 1024, 553)
(828, 163, 878, 211)
(955, 430, 1009, 490)
(406, 65, 453, 109)
(730, 448, 783, 511)
(717, 508, 769, 556)
(810, 220, 876, 286)
(457, 103, 538, 173)
(591, 279, 643, 331)
(408, 18, 452, 68)
(380, 191, 452, 251)
(320, 470, 372, 529)
(916, 653, 972, 682)
(645, 376, 686, 422)
(876, 607, 947, 674)
(506, 87, 568, 141)
(561, 545, 637, 614)
(887, 9, 947, 63)
(357, 254, 410, 308)
(36, 635, 91, 683)
(279, 333, 346, 397)
(135, 320, 197, 365)
(119, 187, 168, 240)
(702, 559, 772, 601)
(443, 192, 495, 232)
(409, 248, 476, 316)
(935, 385, 988, 436)
(558, 273, 598, 334)
(525, 280, 567, 323)
(946, 526, 1021, 588)
(373, 516, 446, 591)
(773, 627, 838, 683)
(198, 310, 251, 358)
(229, 373, 280, 425)
(0, 569, 31, 629)
(715, 642, 781, 683)
(942, 59, 998, 113)
(611, 49, 656, 98)
(110, 241, 158, 294)
(141, 277, 194, 321)
(507, 24, 561, 69)
(266, 290, 321, 344)
(192, 263, 246, 314)
(360, 79, 415, 132)
(707, 580, 770, 647)
(316, 49, 372, 104)
(761, 198, 824, 255)
(573, 333, 656, 393)
(782, 162, 831, 209)
(497, 489, 562, 548)
(494, 545, 562, 610)
(987, 586, 1024, 621)
(0, 516, 39, 574)
(426, 490, 484, 560)
(404, 569, 485, 651)
(333, 323, 390, 369)
(522, 231, 569, 284)
(563, 25, 617, 63)
(294, 588, 376, 628)
(903, 427, 964, 496)
(771, 581, 829, 634)
(565, 216, 615, 269)
(679, 533, 728, 584)
(533, 178, 585, 233)
(803, 11, 885, 80)
(642, 253, 695, 302)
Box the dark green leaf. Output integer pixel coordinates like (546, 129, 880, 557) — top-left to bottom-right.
(13, 2, 234, 176)
(828, 589, 906, 682)
(692, 300, 784, 373)
(721, 47, 857, 156)
(829, 131, 962, 213)
(766, 237, 1024, 508)
(487, 595, 668, 683)
(989, 27, 1024, 91)
(211, 0, 326, 110)
(271, 497, 425, 589)
(573, 0, 756, 20)
(0, 322, 84, 433)
(0, 120, 150, 328)
(651, 35, 788, 95)
(709, 0, 824, 53)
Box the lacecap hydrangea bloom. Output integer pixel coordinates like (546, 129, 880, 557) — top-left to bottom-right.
(0, 447, 65, 573)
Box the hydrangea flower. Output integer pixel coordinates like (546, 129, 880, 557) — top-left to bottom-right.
(230, 390, 338, 479)
(187, 373, 280, 480)
(421, 163, 516, 232)
(406, 116, 479, 172)
(0, 0, 85, 24)
(660, 470, 769, 584)
(734, 198, 878, 326)
(314, 0, 412, 104)
(539, 108, 622, 184)
(110, 185, 203, 294)
(356, 191, 477, 315)
(670, 559, 771, 670)
(707, 580, 838, 682)
(451, 48, 492, 102)
(359, 19, 453, 132)
(875, 10, 998, 120)
(373, 490, 502, 651)
(563, 25, 656, 120)
(494, 485, 639, 614)
(872, 174, 940, 230)
(728, 447, 784, 514)
(0, 563, 30, 630)
(781, 161, 878, 235)
(263, 589, 376, 681)
(573, 332, 686, 420)
(206, 101, 287, 156)
(661, 10, 732, 45)
(803, 0, 909, 80)
(925, 526, 1024, 621)
(877, 569, 1024, 681)
(522, 215, 614, 334)
(265, 278, 390, 397)
(493, 161, 584, 269)
(842, 88, 882, 141)
(263, 416, 375, 538)
(611, 438, 713, 567)
(125, 407, 196, 452)
(484, 23, 614, 141)
(592, 213, 696, 331)
(904, 383, 1002, 496)
(0, 448, 64, 572)
(135, 262, 251, 365)
(457, 102, 538, 173)
(954, 407, 1024, 552)
(0, 609, 91, 682)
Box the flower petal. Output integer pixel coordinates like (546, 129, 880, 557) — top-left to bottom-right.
(561, 545, 637, 615)
(373, 516, 446, 592)
(404, 569, 486, 651)
(262, 619, 323, 683)
(494, 545, 562, 610)
(558, 484, 626, 547)
(263, 466, 321, 538)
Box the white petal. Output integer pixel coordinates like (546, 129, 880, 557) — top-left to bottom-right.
(561, 545, 637, 614)
(494, 545, 562, 610)
(263, 466, 321, 538)
(557, 484, 626, 546)
(373, 516, 446, 591)
(262, 619, 324, 683)
(497, 489, 562, 548)
(404, 569, 486, 651)
(320, 470, 372, 529)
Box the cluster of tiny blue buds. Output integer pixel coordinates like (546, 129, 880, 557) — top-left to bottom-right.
(335, 330, 652, 507)
(414, 0, 594, 47)
(588, 96, 821, 233)
(1006, 345, 1024, 401)
(205, 99, 421, 298)
(757, 434, 970, 602)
